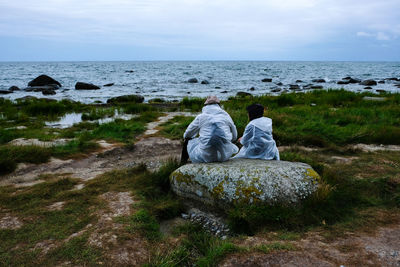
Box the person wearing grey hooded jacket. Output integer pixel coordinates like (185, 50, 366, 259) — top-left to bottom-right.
(233, 104, 280, 160)
(182, 96, 239, 163)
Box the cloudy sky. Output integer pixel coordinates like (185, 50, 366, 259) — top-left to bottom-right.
(0, 0, 399, 61)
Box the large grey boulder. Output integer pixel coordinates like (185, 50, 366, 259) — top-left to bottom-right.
(170, 159, 320, 208)
(28, 75, 62, 87)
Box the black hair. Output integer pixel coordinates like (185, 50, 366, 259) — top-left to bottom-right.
(246, 103, 264, 121)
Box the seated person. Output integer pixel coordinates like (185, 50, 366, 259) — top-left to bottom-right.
(181, 95, 239, 164)
(233, 103, 280, 160)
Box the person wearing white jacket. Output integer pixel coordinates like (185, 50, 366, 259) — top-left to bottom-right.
(233, 104, 280, 160)
(181, 96, 239, 164)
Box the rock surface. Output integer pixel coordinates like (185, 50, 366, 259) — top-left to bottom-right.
(170, 159, 320, 208)
(107, 94, 144, 104)
(28, 75, 61, 87)
(188, 78, 198, 83)
(75, 82, 100, 90)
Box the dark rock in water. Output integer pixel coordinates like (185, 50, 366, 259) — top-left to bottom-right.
(0, 90, 12, 94)
(312, 79, 326, 83)
(107, 94, 144, 104)
(376, 89, 386, 93)
(348, 78, 361, 83)
(188, 78, 198, 83)
(215, 86, 221, 89)
(275, 82, 283, 86)
(75, 82, 100, 90)
(303, 84, 313, 89)
(221, 91, 228, 93)
(360, 79, 377, 86)
(378, 80, 385, 84)
(236, 92, 252, 97)
(289, 84, 300, 90)
(201, 80, 209, 84)
(103, 83, 114, 87)
(125, 70, 134, 73)
(261, 78, 272, 82)
(296, 80, 303, 83)
(249, 87, 255, 91)
(386, 77, 399, 81)
(8, 86, 20, 91)
(337, 80, 350, 85)
(364, 87, 373, 90)
(311, 85, 323, 89)
(187, 92, 191, 94)
(271, 88, 281, 93)
(25, 84, 59, 92)
(343, 76, 352, 80)
(28, 75, 61, 87)
(42, 89, 56, 95)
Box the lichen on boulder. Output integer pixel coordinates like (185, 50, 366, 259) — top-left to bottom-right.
(170, 159, 320, 208)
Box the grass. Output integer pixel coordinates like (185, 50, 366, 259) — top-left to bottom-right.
(158, 115, 195, 140)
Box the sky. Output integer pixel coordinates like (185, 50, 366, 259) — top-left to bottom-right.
(0, 0, 399, 61)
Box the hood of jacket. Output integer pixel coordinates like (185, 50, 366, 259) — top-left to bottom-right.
(250, 117, 273, 132)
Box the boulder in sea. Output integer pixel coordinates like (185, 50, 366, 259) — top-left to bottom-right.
(0, 90, 12, 94)
(188, 78, 198, 83)
(312, 79, 326, 83)
(249, 87, 255, 91)
(221, 91, 228, 93)
(376, 89, 386, 93)
(201, 80, 209, 85)
(75, 82, 100, 90)
(311, 85, 323, 89)
(275, 82, 283, 86)
(28, 75, 61, 87)
(289, 84, 300, 90)
(9, 86, 20, 91)
(378, 80, 385, 84)
(107, 94, 144, 104)
(236, 92, 252, 97)
(343, 77, 361, 83)
(271, 88, 281, 93)
(103, 83, 114, 87)
(42, 89, 56, 95)
(364, 87, 372, 90)
(360, 79, 377, 86)
(215, 86, 221, 89)
(261, 78, 272, 82)
(296, 80, 303, 83)
(25, 84, 59, 92)
(125, 70, 134, 73)
(337, 80, 350, 85)
(386, 77, 399, 81)
(170, 159, 321, 208)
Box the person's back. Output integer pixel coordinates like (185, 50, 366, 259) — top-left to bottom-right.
(233, 104, 279, 160)
(182, 96, 238, 163)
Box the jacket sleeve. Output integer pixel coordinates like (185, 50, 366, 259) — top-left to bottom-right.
(240, 124, 253, 146)
(183, 115, 201, 139)
(228, 116, 238, 141)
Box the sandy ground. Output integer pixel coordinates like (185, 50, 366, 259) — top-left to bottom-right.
(1, 112, 400, 266)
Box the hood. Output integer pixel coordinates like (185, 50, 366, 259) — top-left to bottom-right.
(202, 104, 226, 115)
(250, 117, 272, 132)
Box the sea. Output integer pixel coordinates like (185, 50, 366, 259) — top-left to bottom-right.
(0, 61, 399, 103)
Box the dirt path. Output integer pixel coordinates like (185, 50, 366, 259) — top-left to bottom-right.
(0, 112, 192, 187)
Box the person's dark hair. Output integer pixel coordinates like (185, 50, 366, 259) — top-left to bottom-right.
(246, 104, 264, 121)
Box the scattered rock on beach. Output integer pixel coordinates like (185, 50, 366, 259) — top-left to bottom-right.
(42, 88, 56, 95)
(9, 86, 20, 91)
(188, 78, 198, 83)
(28, 75, 62, 87)
(312, 79, 326, 83)
(236, 91, 252, 97)
(360, 79, 377, 86)
(75, 82, 100, 90)
(261, 78, 272, 82)
(170, 159, 320, 208)
(201, 80, 209, 85)
(107, 94, 144, 104)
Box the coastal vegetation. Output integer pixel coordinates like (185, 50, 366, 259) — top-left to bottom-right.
(1, 89, 400, 265)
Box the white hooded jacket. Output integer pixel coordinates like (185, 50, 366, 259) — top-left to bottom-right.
(233, 117, 280, 160)
(184, 104, 239, 163)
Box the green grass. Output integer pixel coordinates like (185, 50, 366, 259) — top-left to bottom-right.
(158, 115, 195, 140)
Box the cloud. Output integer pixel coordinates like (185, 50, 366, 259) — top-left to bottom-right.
(0, 0, 399, 58)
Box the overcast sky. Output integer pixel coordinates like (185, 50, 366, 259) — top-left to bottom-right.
(0, 0, 399, 61)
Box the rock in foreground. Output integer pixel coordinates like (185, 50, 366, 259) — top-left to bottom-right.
(170, 159, 320, 208)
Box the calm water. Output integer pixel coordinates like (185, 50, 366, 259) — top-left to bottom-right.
(0, 61, 399, 103)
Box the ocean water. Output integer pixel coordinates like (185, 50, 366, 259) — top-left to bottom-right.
(0, 61, 399, 103)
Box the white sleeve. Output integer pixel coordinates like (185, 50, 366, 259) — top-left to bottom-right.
(183, 115, 201, 139)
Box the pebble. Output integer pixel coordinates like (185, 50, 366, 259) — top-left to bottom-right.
(181, 208, 230, 238)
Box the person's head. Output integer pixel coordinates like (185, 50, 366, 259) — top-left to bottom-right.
(246, 103, 264, 121)
(204, 95, 220, 106)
